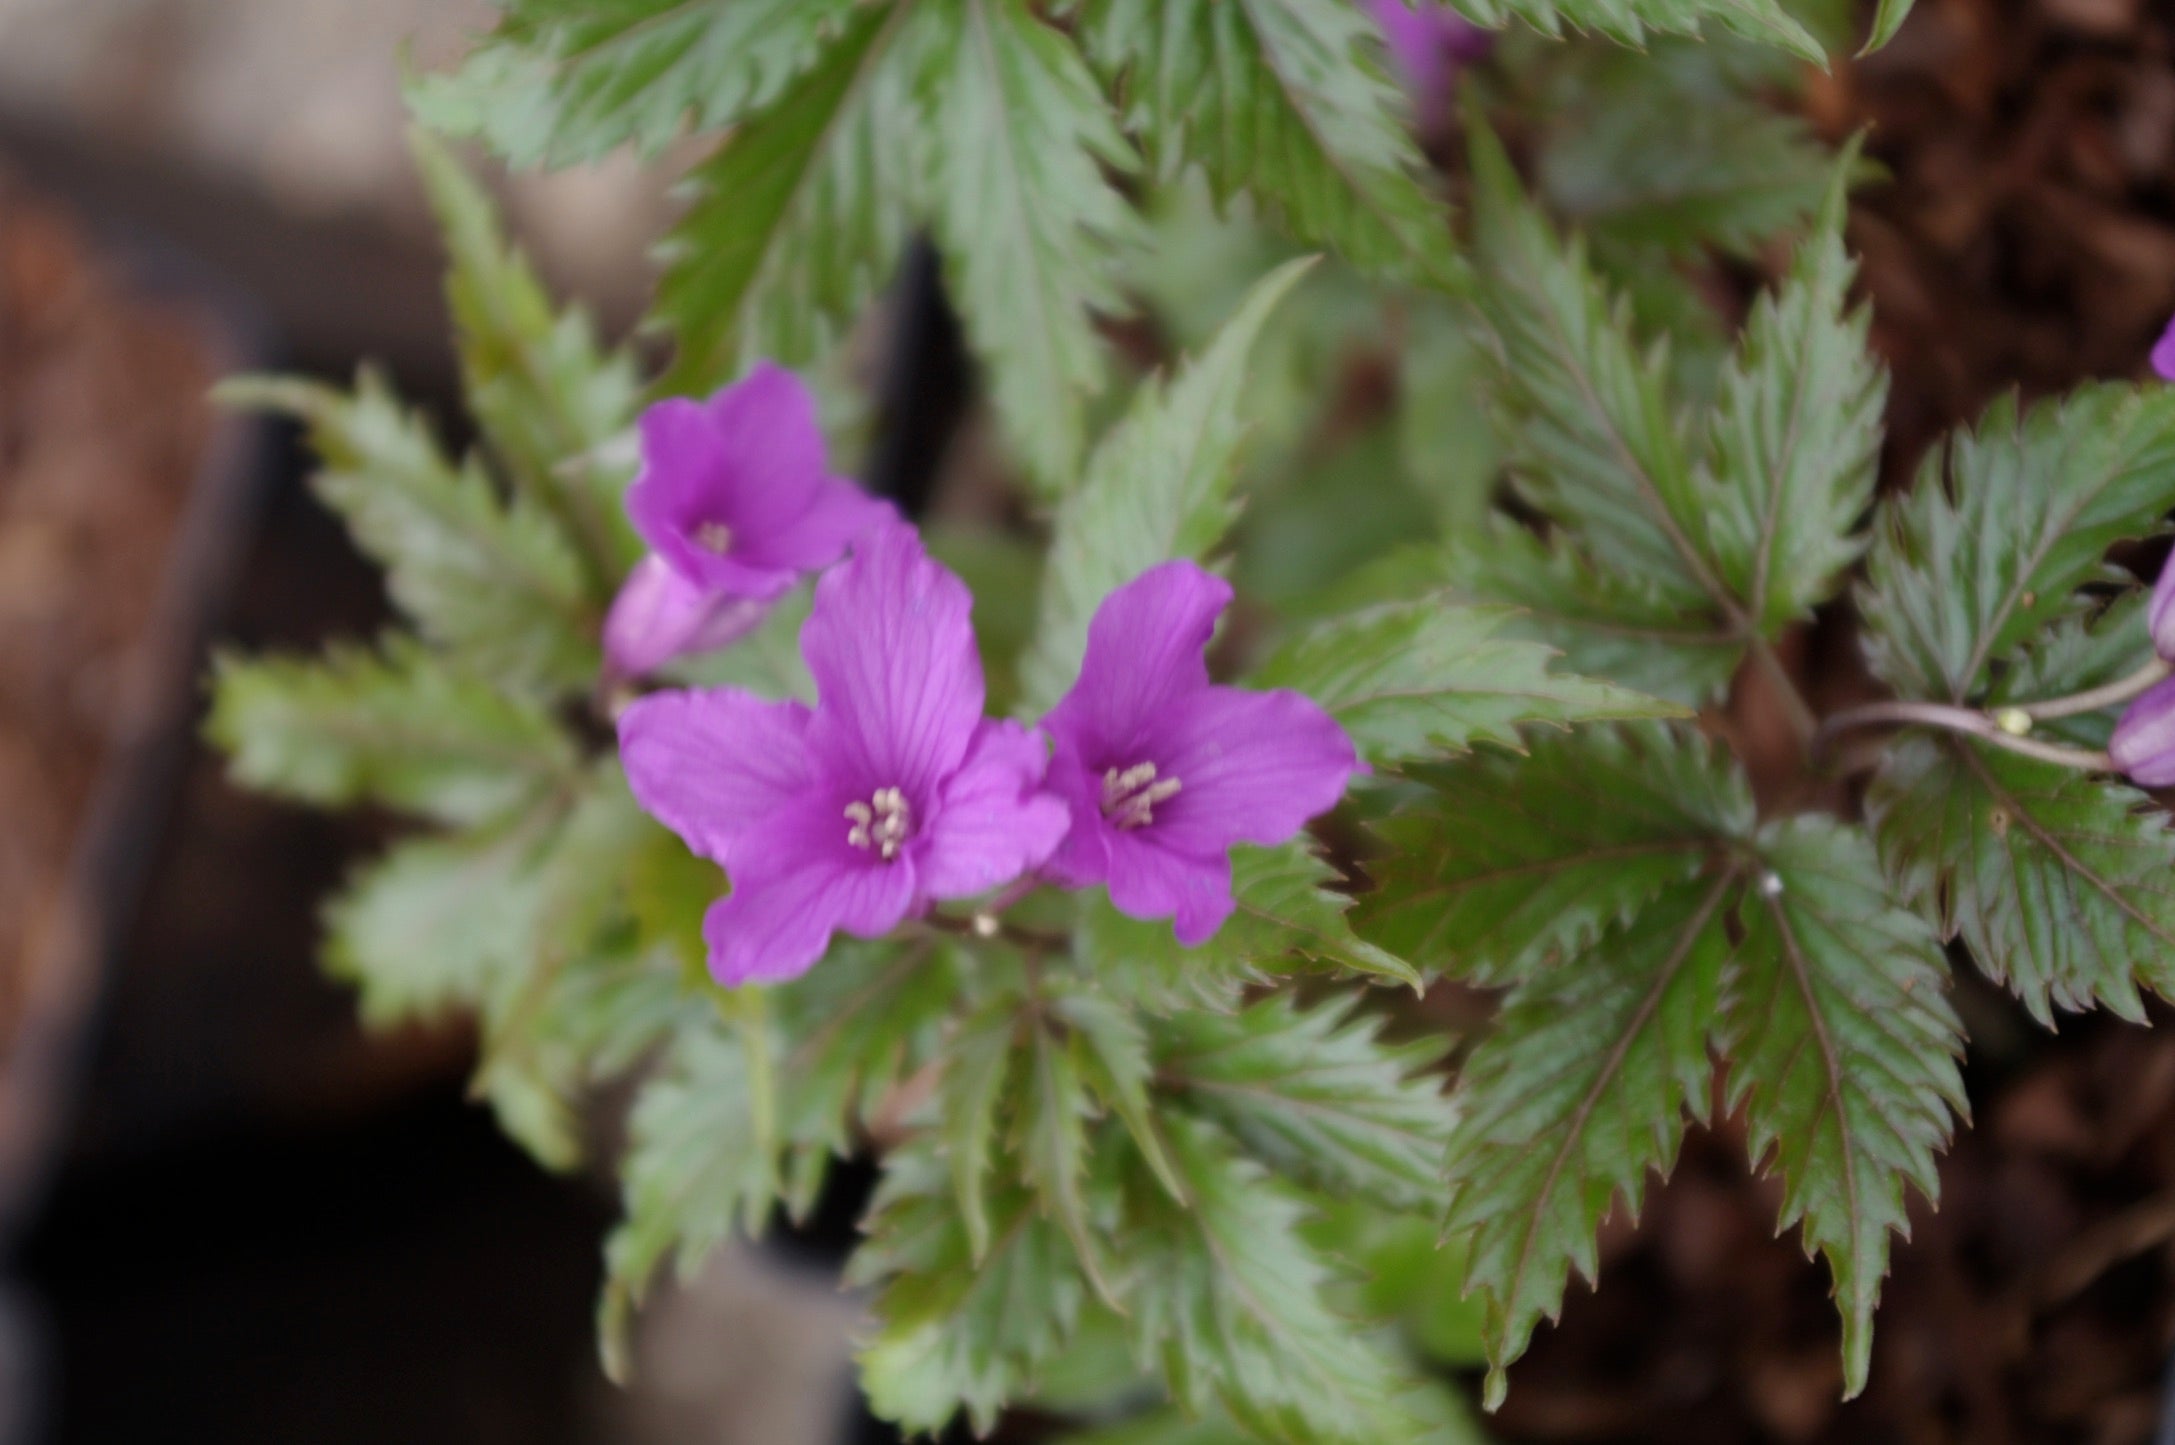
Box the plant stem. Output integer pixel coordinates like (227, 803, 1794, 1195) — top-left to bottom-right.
(1747, 636, 1819, 748)
(2015, 658, 2171, 721)
(1816, 699, 2114, 772)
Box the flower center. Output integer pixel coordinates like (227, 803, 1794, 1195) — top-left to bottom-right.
(844, 786, 912, 861)
(693, 520, 734, 555)
(1101, 762, 1181, 830)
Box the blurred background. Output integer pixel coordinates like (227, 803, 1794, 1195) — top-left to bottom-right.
(0, 3, 882, 1442)
(11, 1, 2175, 1443)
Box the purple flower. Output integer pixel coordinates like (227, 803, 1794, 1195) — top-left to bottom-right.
(2148, 561, 2175, 662)
(1039, 562, 1360, 945)
(2153, 314, 2175, 382)
(1370, 0, 1492, 129)
(2113, 674, 2175, 786)
(619, 522, 1071, 985)
(603, 362, 893, 678)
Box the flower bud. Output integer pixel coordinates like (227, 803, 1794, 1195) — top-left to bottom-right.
(2148, 561, 2175, 663)
(603, 554, 768, 681)
(2110, 674, 2175, 787)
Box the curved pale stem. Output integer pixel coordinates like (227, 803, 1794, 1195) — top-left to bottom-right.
(2015, 658, 2171, 721)
(1816, 699, 2114, 772)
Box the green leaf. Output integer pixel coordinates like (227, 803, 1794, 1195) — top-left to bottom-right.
(412, 129, 640, 579)
(208, 639, 578, 827)
(472, 769, 690, 1169)
(1536, 48, 1837, 260)
(920, 0, 1142, 488)
(1863, 0, 1915, 51)
(1868, 734, 2175, 1024)
(601, 1016, 780, 1377)
(1121, 1118, 1421, 1444)
(1449, 0, 1823, 62)
(1156, 994, 1451, 1209)
(1081, 0, 1461, 289)
(1449, 520, 1745, 706)
(1020, 257, 1315, 714)
(1056, 987, 1188, 1202)
(220, 372, 598, 691)
(1465, 122, 1736, 638)
(1859, 384, 2175, 701)
(1723, 817, 1966, 1398)
(1019, 1019, 1119, 1303)
(1701, 151, 1887, 634)
(1357, 725, 1752, 985)
(1986, 592, 2146, 750)
(655, 2, 917, 390)
(941, 998, 1020, 1263)
(411, 0, 865, 167)
(1448, 877, 1736, 1408)
(853, 1139, 1091, 1435)
(323, 810, 560, 1028)
(1249, 598, 1682, 767)
(1081, 838, 1422, 1012)
(770, 936, 962, 1216)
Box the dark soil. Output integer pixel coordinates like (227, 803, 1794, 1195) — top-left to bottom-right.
(0, 174, 212, 1066)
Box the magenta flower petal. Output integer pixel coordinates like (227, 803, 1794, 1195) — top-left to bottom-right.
(619, 523, 1065, 985)
(1105, 833, 1234, 947)
(702, 831, 919, 986)
(619, 687, 815, 871)
(803, 521, 985, 796)
(1138, 686, 1360, 856)
(603, 554, 771, 679)
(2148, 562, 2175, 663)
(1048, 561, 1227, 759)
(1369, 0, 1489, 128)
(916, 720, 1072, 899)
(1040, 560, 1361, 944)
(2154, 314, 2175, 383)
(616, 363, 890, 676)
(2113, 674, 2175, 787)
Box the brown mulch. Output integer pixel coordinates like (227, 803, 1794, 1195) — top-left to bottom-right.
(1492, 3, 2175, 1441)
(0, 173, 214, 1046)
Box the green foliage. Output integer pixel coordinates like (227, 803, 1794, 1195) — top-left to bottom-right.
(1447, 876, 1736, 1408)
(208, 639, 578, 827)
(1021, 258, 1315, 714)
(1701, 153, 1888, 634)
(920, 0, 1143, 489)
(324, 810, 561, 1029)
(412, 129, 642, 578)
(1154, 995, 1452, 1209)
(1461, 128, 1879, 705)
(654, 2, 917, 390)
(1531, 40, 1838, 261)
(1869, 736, 2175, 1024)
(222, 371, 600, 690)
(1450, 0, 1822, 62)
(1249, 598, 1682, 767)
(1080, 0, 1461, 289)
(1081, 839, 1423, 1014)
(1449, 520, 1745, 705)
(412, 0, 864, 166)
(1120, 1119, 1423, 1444)
(1724, 818, 1965, 1399)
(1859, 385, 2175, 702)
(1358, 725, 1753, 984)
(856, 1139, 1093, 1434)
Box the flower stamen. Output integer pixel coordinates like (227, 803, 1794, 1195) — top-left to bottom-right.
(694, 520, 734, 554)
(1102, 762, 1181, 830)
(845, 786, 912, 860)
